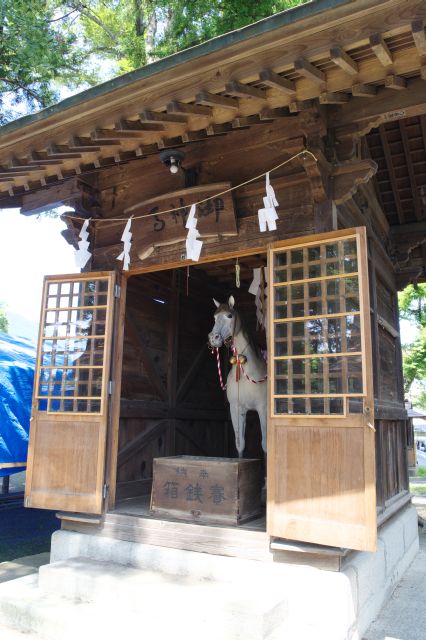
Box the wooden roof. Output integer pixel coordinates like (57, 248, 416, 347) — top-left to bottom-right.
(0, 0, 424, 285)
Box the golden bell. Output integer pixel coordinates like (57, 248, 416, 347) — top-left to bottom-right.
(229, 356, 237, 365)
(239, 355, 247, 365)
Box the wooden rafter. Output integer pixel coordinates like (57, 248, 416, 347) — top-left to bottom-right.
(412, 19, 426, 56)
(399, 119, 423, 222)
(378, 125, 404, 224)
(139, 110, 187, 124)
(319, 92, 349, 104)
(258, 69, 296, 96)
(294, 57, 325, 85)
(225, 80, 268, 101)
(115, 119, 165, 132)
(369, 33, 393, 67)
(167, 101, 212, 117)
(195, 90, 239, 110)
(352, 84, 377, 97)
(330, 47, 359, 76)
(384, 75, 407, 90)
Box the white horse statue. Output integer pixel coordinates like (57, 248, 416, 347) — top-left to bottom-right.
(208, 296, 267, 458)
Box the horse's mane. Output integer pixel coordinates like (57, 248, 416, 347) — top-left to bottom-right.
(216, 302, 261, 357)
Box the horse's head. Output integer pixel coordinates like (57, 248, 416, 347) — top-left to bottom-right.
(208, 296, 238, 348)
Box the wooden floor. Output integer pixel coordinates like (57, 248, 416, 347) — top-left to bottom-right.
(113, 494, 267, 531)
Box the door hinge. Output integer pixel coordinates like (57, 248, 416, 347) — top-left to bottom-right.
(114, 284, 121, 298)
(108, 380, 113, 395)
(103, 483, 109, 499)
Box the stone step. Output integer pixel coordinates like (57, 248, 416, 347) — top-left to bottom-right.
(0, 561, 288, 640)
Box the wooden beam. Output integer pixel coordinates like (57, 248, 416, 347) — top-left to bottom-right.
(195, 90, 239, 110)
(0, 171, 31, 178)
(225, 80, 267, 101)
(7, 159, 43, 171)
(332, 78, 426, 131)
(412, 19, 426, 56)
(330, 47, 358, 76)
(68, 137, 104, 151)
(182, 130, 207, 142)
(167, 101, 212, 117)
(115, 118, 165, 132)
(384, 75, 407, 90)
(258, 69, 296, 96)
(91, 128, 143, 140)
(351, 83, 377, 97)
(289, 100, 312, 112)
(231, 115, 263, 128)
(369, 33, 393, 66)
(28, 151, 64, 165)
(319, 92, 349, 104)
(205, 123, 233, 136)
(47, 144, 83, 159)
(379, 125, 404, 224)
(399, 119, 423, 222)
(294, 57, 325, 84)
(139, 110, 187, 124)
(176, 345, 208, 404)
(259, 107, 289, 119)
(117, 420, 169, 468)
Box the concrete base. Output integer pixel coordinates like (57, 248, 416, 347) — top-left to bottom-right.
(0, 504, 419, 640)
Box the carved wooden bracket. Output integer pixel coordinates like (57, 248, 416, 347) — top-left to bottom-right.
(332, 159, 378, 204)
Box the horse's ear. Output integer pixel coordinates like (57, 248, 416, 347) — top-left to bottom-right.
(213, 298, 220, 308)
(228, 295, 235, 309)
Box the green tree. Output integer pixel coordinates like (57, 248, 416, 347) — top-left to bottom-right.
(398, 284, 426, 404)
(2, 0, 308, 122)
(0, 0, 89, 123)
(0, 303, 8, 334)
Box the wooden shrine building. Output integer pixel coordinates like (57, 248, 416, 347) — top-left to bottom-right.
(0, 1, 425, 634)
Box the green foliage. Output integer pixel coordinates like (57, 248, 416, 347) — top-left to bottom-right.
(399, 284, 426, 402)
(0, 0, 91, 123)
(0, 303, 8, 334)
(416, 467, 426, 478)
(398, 283, 426, 329)
(2, 0, 308, 122)
(153, 0, 309, 59)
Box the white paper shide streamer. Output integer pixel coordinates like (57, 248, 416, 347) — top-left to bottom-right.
(74, 219, 92, 268)
(117, 218, 132, 271)
(249, 267, 268, 333)
(258, 172, 279, 232)
(185, 204, 203, 261)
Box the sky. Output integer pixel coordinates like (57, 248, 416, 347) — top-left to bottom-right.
(0, 208, 76, 337)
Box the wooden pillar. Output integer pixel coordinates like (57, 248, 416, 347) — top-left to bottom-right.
(167, 270, 180, 454)
(314, 199, 336, 233)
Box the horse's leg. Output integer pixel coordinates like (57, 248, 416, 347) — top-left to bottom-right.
(230, 404, 246, 458)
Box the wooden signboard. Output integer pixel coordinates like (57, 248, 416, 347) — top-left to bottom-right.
(128, 183, 237, 260)
(151, 456, 262, 525)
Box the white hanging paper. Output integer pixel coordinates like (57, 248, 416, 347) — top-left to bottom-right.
(117, 217, 132, 271)
(185, 204, 203, 261)
(258, 172, 279, 232)
(249, 266, 268, 332)
(74, 219, 92, 268)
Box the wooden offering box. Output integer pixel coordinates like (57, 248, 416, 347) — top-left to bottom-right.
(150, 456, 263, 525)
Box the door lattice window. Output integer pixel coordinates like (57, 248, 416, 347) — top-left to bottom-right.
(35, 275, 113, 414)
(270, 232, 368, 417)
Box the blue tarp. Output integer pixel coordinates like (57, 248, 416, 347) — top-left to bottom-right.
(0, 332, 36, 477)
